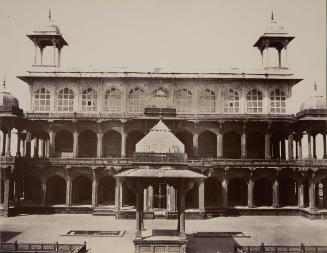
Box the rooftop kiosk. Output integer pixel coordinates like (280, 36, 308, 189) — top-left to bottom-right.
(115, 119, 206, 253)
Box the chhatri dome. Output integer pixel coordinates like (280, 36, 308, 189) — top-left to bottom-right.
(135, 119, 185, 154)
(300, 83, 326, 110)
(146, 89, 175, 109)
(263, 12, 288, 35)
(0, 78, 20, 108)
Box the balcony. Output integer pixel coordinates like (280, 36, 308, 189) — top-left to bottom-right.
(4, 156, 327, 169)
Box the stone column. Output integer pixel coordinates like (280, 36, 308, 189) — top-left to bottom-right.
(295, 140, 299, 159)
(121, 130, 126, 158)
(169, 186, 175, 211)
(288, 133, 294, 160)
(307, 134, 312, 159)
(241, 124, 247, 158)
(66, 176, 72, 206)
(16, 131, 21, 157)
(135, 182, 142, 239)
(193, 132, 199, 158)
(1, 131, 6, 156)
(41, 178, 47, 207)
(115, 178, 122, 211)
(217, 124, 223, 158)
(49, 129, 55, 157)
(323, 134, 327, 159)
(97, 132, 103, 158)
(273, 179, 279, 208)
(5, 129, 11, 156)
(298, 138, 303, 159)
(312, 134, 317, 159)
(33, 138, 39, 158)
(297, 181, 304, 208)
(198, 179, 205, 212)
(39, 139, 44, 158)
(265, 132, 271, 159)
(148, 185, 154, 210)
(3, 175, 10, 216)
(92, 174, 98, 208)
(73, 130, 79, 158)
(179, 180, 186, 238)
(309, 181, 316, 210)
(222, 177, 228, 208)
(247, 178, 254, 208)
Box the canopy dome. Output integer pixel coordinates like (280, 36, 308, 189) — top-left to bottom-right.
(0, 81, 19, 108)
(135, 120, 185, 153)
(300, 95, 326, 110)
(300, 84, 326, 111)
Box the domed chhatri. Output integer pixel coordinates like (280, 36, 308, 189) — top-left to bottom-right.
(300, 84, 327, 110)
(0, 78, 20, 108)
(27, 10, 68, 67)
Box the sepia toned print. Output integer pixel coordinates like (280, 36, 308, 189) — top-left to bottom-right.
(0, 1, 326, 252)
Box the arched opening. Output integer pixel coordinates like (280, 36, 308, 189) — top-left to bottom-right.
(223, 131, 241, 158)
(46, 175, 66, 205)
(186, 184, 198, 209)
(126, 130, 144, 158)
(122, 182, 136, 207)
(55, 130, 73, 157)
(72, 176, 92, 205)
(78, 130, 97, 158)
(228, 177, 247, 206)
(176, 131, 193, 158)
(279, 176, 298, 206)
(303, 180, 309, 207)
(103, 130, 121, 157)
(254, 178, 273, 206)
(23, 174, 42, 203)
(247, 131, 265, 159)
(98, 176, 116, 205)
(205, 177, 221, 208)
(198, 131, 217, 158)
(315, 179, 327, 209)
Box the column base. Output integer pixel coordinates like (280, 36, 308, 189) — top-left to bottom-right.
(179, 231, 186, 239)
(298, 205, 304, 208)
(272, 204, 279, 208)
(135, 231, 142, 239)
(247, 204, 254, 208)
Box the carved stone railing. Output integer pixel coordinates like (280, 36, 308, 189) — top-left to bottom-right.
(236, 243, 327, 253)
(3, 156, 327, 169)
(0, 241, 86, 253)
(134, 153, 187, 164)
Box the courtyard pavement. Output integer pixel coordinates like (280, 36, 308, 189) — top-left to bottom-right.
(1, 214, 327, 253)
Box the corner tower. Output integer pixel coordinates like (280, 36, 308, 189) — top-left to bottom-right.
(27, 10, 68, 67)
(254, 12, 294, 68)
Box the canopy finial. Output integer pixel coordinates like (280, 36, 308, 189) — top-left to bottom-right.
(314, 82, 317, 91)
(2, 76, 5, 90)
(49, 8, 52, 22)
(271, 11, 274, 22)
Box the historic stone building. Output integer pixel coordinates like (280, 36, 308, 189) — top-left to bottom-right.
(0, 13, 326, 219)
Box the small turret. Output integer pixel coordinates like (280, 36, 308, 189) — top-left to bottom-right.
(27, 10, 68, 67)
(254, 12, 294, 68)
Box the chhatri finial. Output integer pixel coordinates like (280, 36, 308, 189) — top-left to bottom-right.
(2, 76, 6, 90)
(314, 82, 317, 92)
(271, 11, 274, 22)
(48, 8, 52, 22)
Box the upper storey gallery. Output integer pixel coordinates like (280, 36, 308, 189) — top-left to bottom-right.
(18, 12, 301, 116)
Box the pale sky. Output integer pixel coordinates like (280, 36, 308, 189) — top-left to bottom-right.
(0, 0, 326, 112)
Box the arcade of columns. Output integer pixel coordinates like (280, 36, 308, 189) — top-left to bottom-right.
(1, 119, 327, 215)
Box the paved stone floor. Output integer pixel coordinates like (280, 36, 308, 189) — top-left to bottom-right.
(1, 215, 327, 253)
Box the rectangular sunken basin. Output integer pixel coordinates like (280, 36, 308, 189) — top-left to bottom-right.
(63, 230, 125, 237)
